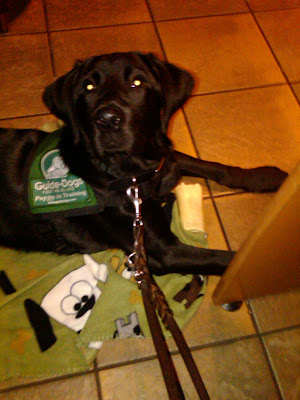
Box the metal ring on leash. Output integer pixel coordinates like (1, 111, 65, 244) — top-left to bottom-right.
(127, 181, 210, 400)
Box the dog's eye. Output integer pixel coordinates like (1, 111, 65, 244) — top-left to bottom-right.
(86, 84, 95, 91)
(131, 79, 141, 88)
(83, 80, 96, 92)
(131, 78, 144, 88)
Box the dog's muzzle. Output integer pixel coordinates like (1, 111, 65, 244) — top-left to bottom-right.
(95, 106, 125, 131)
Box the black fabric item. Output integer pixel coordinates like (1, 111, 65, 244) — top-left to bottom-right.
(24, 299, 57, 352)
(0, 270, 16, 295)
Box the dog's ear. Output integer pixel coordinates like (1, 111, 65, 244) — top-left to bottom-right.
(139, 53, 194, 129)
(42, 64, 82, 127)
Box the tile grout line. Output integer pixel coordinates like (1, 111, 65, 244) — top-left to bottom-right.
(140, 10, 251, 25)
(190, 81, 293, 98)
(260, 323, 300, 339)
(190, 322, 300, 353)
(204, 190, 244, 200)
(247, 5, 300, 107)
(0, 369, 96, 394)
(245, 300, 285, 400)
(248, 6, 300, 13)
(93, 360, 103, 400)
(41, 0, 56, 78)
(95, 354, 160, 375)
(144, 0, 168, 62)
(0, 21, 152, 38)
(0, 112, 51, 122)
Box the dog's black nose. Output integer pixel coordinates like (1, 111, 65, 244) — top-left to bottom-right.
(96, 107, 124, 131)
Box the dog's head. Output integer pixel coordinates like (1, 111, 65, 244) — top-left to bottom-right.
(43, 52, 194, 173)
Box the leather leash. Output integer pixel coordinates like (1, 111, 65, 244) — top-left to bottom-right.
(126, 181, 210, 400)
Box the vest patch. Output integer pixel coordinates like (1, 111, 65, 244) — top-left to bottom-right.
(28, 129, 98, 215)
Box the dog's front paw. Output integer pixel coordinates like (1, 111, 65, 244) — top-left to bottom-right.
(248, 166, 288, 192)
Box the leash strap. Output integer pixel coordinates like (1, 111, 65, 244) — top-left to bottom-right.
(127, 183, 210, 400)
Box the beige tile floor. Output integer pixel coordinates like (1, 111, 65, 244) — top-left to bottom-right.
(0, 1, 299, 399)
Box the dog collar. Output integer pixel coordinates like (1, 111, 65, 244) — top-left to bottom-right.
(108, 157, 165, 192)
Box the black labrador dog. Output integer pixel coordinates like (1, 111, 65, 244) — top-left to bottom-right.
(0, 52, 287, 276)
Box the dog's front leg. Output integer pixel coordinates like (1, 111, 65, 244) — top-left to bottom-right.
(173, 151, 288, 193)
(148, 243, 235, 276)
(142, 200, 234, 276)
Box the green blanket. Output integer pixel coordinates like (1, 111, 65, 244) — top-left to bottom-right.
(0, 201, 207, 380)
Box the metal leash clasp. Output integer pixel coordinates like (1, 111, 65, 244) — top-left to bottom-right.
(126, 178, 143, 228)
(126, 178, 145, 284)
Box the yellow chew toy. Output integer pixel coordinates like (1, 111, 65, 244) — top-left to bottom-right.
(174, 182, 205, 232)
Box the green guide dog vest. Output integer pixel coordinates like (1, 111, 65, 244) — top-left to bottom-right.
(28, 129, 99, 217)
